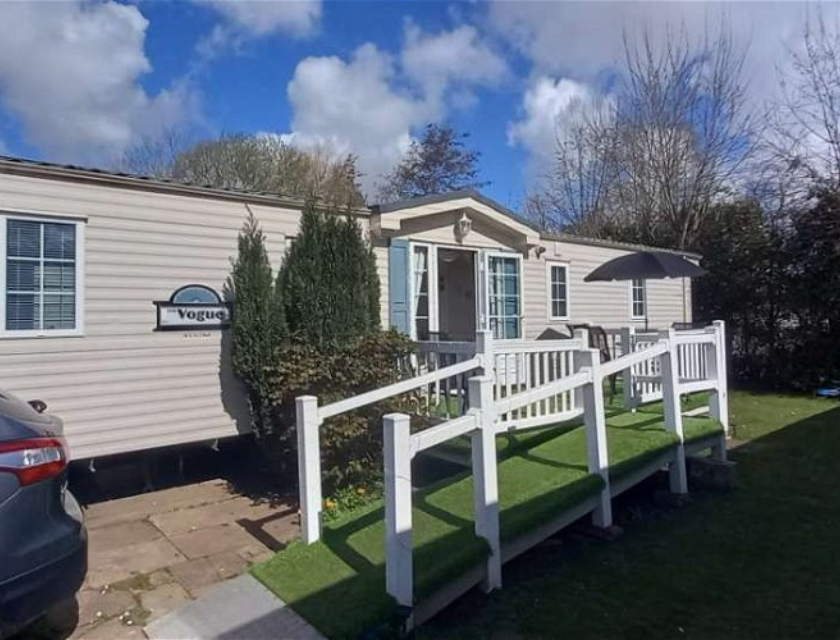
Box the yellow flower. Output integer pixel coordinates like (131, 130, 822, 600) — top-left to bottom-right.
(324, 499, 337, 510)
(356, 486, 366, 495)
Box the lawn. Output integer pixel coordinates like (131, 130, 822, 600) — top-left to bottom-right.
(421, 390, 840, 639)
(252, 408, 722, 638)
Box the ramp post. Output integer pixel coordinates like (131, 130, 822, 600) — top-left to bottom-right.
(572, 328, 590, 413)
(384, 413, 414, 609)
(296, 395, 322, 544)
(469, 375, 502, 591)
(659, 331, 688, 494)
(620, 327, 637, 409)
(707, 321, 729, 435)
(575, 348, 612, 528)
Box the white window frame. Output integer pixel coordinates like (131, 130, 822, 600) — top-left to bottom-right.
(408, 242, 438, 341)
(630, 278, 646, 320)
(0, 213, 85, 338)
(546, 261, 571, 321)
(484, 250, 523, 340)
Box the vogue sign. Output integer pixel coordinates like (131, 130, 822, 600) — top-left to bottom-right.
(154, 285, 231, 331)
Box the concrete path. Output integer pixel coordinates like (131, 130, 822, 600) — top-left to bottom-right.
(145, 574, 323, 640)
(68, 479, 300, 639)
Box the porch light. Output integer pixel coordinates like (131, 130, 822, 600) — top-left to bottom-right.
(455, 211, 472, 242)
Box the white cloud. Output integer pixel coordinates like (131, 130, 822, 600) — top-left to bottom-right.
(282, 23, 505, 195)
(194, 0, 321, 55)
(285, 44, 434, 192)
(0, 1, 197, 164)
(402, 21, 508, 106)
(198, 0, 321, 37)
(493, 1, 837, 182)
(507, 76, 597, 167)
(490, 1, 825, 102)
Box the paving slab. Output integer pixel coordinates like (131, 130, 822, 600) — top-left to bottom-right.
(168, 557, 225, 596)
(87, 537, 187, 588)
(205, 550, 249, 580)
(147, 569, 176, 588)
(237, 543, 275, 565)
(149, 496, 277, 537)
(140, 582, 192, 623)
(76, 587, 137, 627)
(145, 574, 323, 640)
(168, 523, 258, 560)
(75, 616, 146, 640)
(84, 479, 237, 529)
(87, 520, 162, 552)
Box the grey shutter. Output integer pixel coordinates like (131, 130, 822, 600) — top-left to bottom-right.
(388, 239, 411, 334)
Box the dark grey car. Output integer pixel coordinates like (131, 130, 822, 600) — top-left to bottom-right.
(0, 390, 87, 638)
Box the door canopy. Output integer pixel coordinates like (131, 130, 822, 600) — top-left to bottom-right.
(372, 190, 540, 250)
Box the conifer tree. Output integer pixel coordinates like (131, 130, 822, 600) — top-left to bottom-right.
(279, 203, 380, 348)
(228, 214, 285, 435)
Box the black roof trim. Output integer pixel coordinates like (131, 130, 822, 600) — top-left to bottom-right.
(543, 232, 702, 259)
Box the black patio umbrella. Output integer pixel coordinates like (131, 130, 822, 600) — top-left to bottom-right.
(584, 251, 707, 329)
(584, 250, 706, 282)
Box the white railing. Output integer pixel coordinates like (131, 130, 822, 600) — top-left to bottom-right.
(492, 337, 584, 432)
(414, 341, 476, 418)
(296, 322, 729, 607)
(621, 322, 728, 418)
(296, 334, 491, 544)
(381, 323, 729, 613)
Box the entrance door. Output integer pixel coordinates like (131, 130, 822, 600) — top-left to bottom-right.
(437, 248, 476, 341)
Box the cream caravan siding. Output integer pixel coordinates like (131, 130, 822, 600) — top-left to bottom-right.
(0, 172, 311, 460)
(521, 240, 691, 337)
(376, 222, 692, 338)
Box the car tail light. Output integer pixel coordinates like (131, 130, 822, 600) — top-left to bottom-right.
(0, 437, 67, 486)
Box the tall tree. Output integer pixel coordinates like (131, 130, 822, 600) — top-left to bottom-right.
(278, 203, 380, 348)
(772, 11, 840, 194)
(529, 97, 619, 235)
(377, 123, 487, 202)
(227, 214, 286, 438)
(122, 133, 365, 208)
(529, 23, 755, 250)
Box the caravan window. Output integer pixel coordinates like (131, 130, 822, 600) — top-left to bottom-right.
(547, 263, 569, 320)
(2, 216, 84, 336)
(631, 278, 646, 319)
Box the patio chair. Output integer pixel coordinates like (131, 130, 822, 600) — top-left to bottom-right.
(566, 323, 617, 403)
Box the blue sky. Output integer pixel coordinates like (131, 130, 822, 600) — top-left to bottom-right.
(0, 1, 822, 207)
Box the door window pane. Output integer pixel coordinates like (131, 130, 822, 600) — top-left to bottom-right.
(488, 256, 521, 340)
(412, 246, 429, 339)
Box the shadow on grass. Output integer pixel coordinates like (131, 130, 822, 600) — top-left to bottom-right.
(423, 399, 840, 640)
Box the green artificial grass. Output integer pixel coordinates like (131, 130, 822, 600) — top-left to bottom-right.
(252, 409, 722, 638)
(421, 391, 840, 639)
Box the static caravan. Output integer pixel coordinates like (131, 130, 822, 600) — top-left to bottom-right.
(0, 157, 698, 461)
